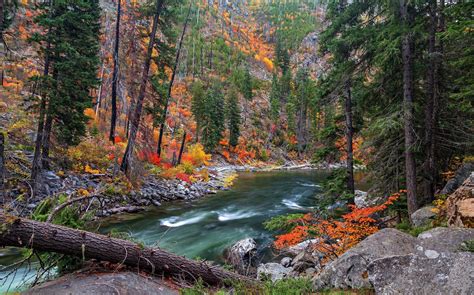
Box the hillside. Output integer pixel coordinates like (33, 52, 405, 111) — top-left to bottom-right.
(0, 0, 473, 294)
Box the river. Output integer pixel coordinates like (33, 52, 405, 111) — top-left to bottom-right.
(1, 170, 332, 292)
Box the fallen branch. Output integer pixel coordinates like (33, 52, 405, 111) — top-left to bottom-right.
(46, 193, 100, 223)
(0, 213, 256, 286)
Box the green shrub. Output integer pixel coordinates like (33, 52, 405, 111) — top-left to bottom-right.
(263, 213, 305, 232)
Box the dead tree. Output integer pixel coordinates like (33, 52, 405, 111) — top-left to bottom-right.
(121, 0, 165, 173)
(156, 3, 192, 156)
(0, 213, 255, 286)
(109, 0, 121, 142)
(0, 132, 4, 204)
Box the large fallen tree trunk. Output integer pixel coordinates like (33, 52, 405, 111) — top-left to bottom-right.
(0, 213, 254, 286)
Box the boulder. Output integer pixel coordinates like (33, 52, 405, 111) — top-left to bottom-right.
(368, 252, 474, 295)
(291, 249, 321, 272)
(312, 228, 417, 290)
(24, 271, 178, 295)
(313, 227, 474, 291)
(416, 227, 474, 253)
(411, 205, 436, 227)
(441, 163, 474, 194)
(257, 263, 292, 282)
(354, 190, 382, 208)
(224, 238, 258, 275)
(280, 257, 292, 267)
(285, 239, 319, 256)
(446, 172, 474, 228)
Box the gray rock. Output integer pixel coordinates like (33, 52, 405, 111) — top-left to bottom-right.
(354, 190, 381, 208)
(313, 227, 474, 291)
(291, 250, 319, 272)
(257, 263, 292, 282)
(280, 257, 292, 267)
(441, 163, 474, 194)
(24, 271, 179, 295)
(416, 227, 474, 253)
(411, 205, 436, 227)
(224, 238, 258, 275)
(286, 239, 319, 256)
(313, 228, 416, 290)
(304, 267, 317, 277)
(368, 252, 474, 295)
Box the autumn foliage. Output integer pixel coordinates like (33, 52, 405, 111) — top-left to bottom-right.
(273, 191, 403, 259)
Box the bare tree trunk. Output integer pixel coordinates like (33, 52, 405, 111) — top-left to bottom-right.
(109, 0, 121, 142)
(423, 0, 439, 203)
(121, 0, 165, 173)
(0, 0, 4, 37)
(0, 132, 4, 204)
(0, 213, 255, 286)
(177, 131, 186, 165)
(31, 40, 52, 195)
(344, 79, 355, 196)
(400, 0, 418, 217)
(157, 4, 192, 156)
(41, 112, 53, 170)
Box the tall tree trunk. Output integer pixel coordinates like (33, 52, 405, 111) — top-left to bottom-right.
(31, 39, 52, 195)
(0, 213, 255, 286)
(0, 0, 4, 36)
(344, 79, 355, 196)
(41, 111, 53, 170)
(400, 0, 418, 217)
(0, 132, 4, 204)
(157, 4, 192, 156)
(121, 0, 165, 173)
(177, 131, 186, 165)
(423, 0, 439, 202)
(109, 0, 121, 142)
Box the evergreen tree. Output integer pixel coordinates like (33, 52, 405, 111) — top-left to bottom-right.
(29, 0, 101, 192)
(31, 0, 100, 145)
(201, 82, 225, 152)
(226, 87, 241, 147)
(275, 38, 289, 74)
(242, 67, 253, 101)
(269, 73, 281, 121)
(190, 80, 206, 140)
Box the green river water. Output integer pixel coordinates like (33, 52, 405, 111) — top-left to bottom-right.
(1, 170, 333, 292)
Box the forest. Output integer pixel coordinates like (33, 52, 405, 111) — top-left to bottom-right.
(0, 0, 473, 294)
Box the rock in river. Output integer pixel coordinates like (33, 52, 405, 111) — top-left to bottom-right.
(224, 238, 258, 275)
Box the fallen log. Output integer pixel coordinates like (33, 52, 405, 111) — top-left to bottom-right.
(0, 213, 255, 286)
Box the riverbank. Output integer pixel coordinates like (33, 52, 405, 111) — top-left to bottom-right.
(7, 158, 357, 219)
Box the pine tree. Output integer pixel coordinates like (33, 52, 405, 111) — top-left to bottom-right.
(30, 0, 101, 191)
(269, 73, 281, 121)
(242, 67, 253, 101)
(191, 80, 206, 141)
(201, 82, 225, 152)
(226, 87, 241, 147)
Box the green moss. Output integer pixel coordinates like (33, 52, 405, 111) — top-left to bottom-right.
(460, 239, 474, 252)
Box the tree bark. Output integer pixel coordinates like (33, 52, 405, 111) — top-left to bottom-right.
(423, 0, 439, 203)
(41, 111, 53, 170)
(400, 0, 418, 217)
(0, 213, 254, 286)
(157, 3, 192, 156)
(344, 79, 355, 196)
(109, 0, 121, 142)
(31, 40, 52, 195)
(177, 131, 186, 166)
(0, 132, 4, 204)
(121, 0, 165, 173)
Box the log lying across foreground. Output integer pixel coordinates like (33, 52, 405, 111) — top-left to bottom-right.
(0, 213, 254, 286)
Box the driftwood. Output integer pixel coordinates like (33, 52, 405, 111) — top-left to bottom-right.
(0, 213, 255, 286)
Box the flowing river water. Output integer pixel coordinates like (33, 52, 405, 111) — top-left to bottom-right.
(1, 170, 342, 292)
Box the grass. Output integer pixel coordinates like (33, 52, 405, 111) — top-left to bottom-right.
(181, 278, 374, 295)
